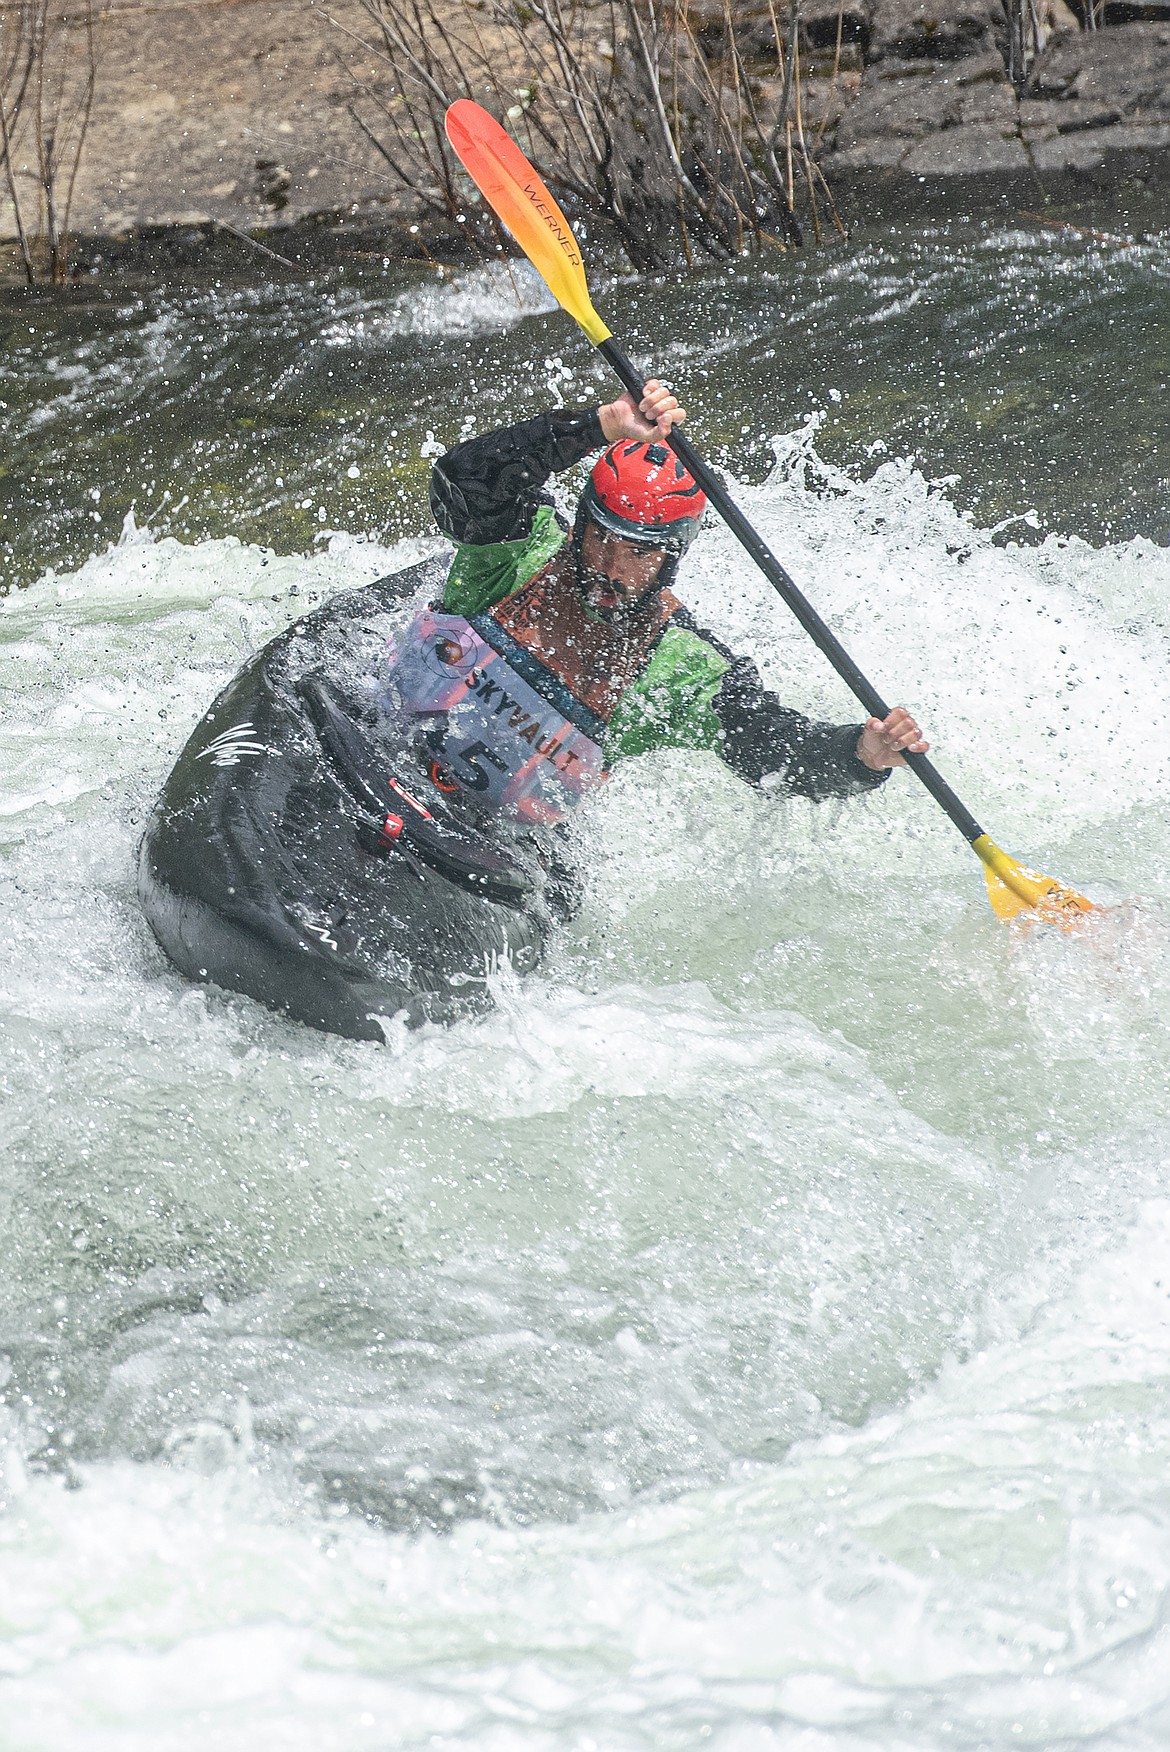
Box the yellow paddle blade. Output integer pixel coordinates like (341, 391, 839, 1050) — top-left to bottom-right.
(445, 100, 612, 347)
(972, 834, 1095, 929)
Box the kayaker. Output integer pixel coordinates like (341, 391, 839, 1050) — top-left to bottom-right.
(139, 384, 932, 1042)
(381, 380, 928, 827)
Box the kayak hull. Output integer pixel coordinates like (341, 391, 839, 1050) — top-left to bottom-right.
(138, 556, 559, 1040)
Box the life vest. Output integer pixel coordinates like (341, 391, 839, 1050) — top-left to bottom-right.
(381, 561, 679, 824)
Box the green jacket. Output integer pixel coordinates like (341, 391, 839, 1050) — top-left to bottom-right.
(444, 504, 733, 767)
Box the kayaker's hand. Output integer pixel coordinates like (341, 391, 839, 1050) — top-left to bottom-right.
(856, 708, 929, 770)
(598, 379, 685, 444)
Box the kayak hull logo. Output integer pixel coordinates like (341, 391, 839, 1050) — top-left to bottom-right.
(194, 721, 268, 768)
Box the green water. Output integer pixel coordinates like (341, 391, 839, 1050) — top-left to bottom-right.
(1, 217, 1167, 593)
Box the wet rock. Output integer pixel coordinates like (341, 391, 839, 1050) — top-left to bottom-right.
(800, 0, 875, 53)
(833, 54, 1017, 149)
(688, 0, 874, 60)
(799, 67, 866, 136)
(821, 16, 1170, 187)
(1028, 20, 1170, 110)
(1019, 93, 1127, 133)
(685, 0, 778, 59)
(1028, 116, 1170, 165)
(903, 122, 1030, 167)
(752, 66, 862, 143)
(1018, 20, 1170, 170)
(831, 132, 918, 167)
(1041, 0, 1085, 33)
(1070, 0, 1170, 23)
(255, 160, 293, 212)
(868, 0, 1007, 60)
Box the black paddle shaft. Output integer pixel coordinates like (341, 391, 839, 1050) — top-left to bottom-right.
(597, 337, 986, 847)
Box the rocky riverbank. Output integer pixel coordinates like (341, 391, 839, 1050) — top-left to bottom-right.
(0, 0, 434, 279)
(1, 0, 1167, 283)
(821, 6, 1170, 201)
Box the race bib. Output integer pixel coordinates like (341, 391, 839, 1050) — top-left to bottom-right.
(383, 609, 605, 824)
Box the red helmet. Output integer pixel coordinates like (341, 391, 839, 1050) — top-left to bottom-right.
(579, 440, 707, 556)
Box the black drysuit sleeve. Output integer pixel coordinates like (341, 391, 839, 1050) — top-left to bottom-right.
(430, 407, 606, 546)
(709, 654, 889, 799)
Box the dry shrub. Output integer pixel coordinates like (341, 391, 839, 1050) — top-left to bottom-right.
(329, 0, 845, 268)
(1, 0, 101, 284)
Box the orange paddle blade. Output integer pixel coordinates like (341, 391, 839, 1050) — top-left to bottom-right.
(972, 834, 1095, 929)
(445, 100, 612, 346)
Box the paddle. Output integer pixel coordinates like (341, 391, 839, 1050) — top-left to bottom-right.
(444, 98, 1094, 928)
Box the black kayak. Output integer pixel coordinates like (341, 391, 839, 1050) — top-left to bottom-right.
(138, 554, 575, 1040)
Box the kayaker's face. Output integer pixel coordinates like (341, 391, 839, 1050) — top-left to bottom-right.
(577, 521, 668, 622)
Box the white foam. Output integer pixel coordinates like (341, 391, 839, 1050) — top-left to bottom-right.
(3, 448, 1170, 1749)
(318, 263, 559, 345)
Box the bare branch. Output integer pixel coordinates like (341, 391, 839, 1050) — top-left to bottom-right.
(320, 0, 837, 273)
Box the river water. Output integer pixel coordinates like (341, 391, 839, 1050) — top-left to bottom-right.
(2, 220, 1170, 1748)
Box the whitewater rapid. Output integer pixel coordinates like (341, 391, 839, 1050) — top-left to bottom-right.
(3, 424, 1170, 1748)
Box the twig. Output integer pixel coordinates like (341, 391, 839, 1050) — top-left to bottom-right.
(59, 0, 101, 259)
(215, 216, 303, 268)
(0, 33, 33, 281)
(1017, 209, 1136, 247)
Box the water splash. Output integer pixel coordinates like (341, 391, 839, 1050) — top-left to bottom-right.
(3, 440, 1170, 1748)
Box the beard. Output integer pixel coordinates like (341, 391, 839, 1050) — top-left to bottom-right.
(576, 563, 665, 630)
